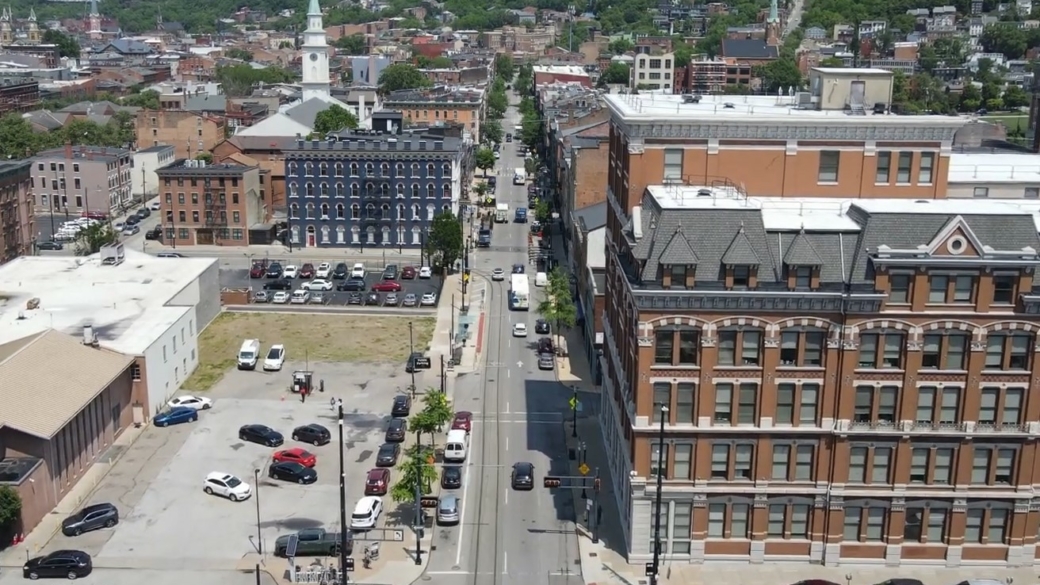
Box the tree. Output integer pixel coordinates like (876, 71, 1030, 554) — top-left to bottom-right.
(334, 34, 368, 55)
(607, 37, 634, 54)
(0, 486, 20, 533)
(225, 47, 254, 61)
(195, 152, 213, 163)
(514, 63, 533, 96)
(673, 42, 693, 68)
(475, 147, 496, 176)
(483, 119, 503, 145)
(598, 62, 630, 86)
(819, 57, 844, 67)
(42, 29, 80, 58)
(532, 198, 551, 224)
(980, 24, 1026, 59)
(410, 408, 440, 447)
(121, 90, 160, 110)
(390, 444, 438, 503)
(473, 182, 489, 201)
(75, 222, 118, 256)
(754, 58, 803, 93)
(1003, 85, 1029, 109)
(487, 89, 508, 118)
(494, 53, 514, 82)
(428, 211, 463, 271)
(536, 267, 577, 348)
(313, 104, 359, 136)
(520, 115, 542, 150)
(378, 64, 432, 95)
(215, 64, 295, 97)
(420, 391, 453, 432)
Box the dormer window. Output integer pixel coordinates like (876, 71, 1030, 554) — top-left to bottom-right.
(732, 266, 751, 287)
(793, 266, 812, 289)
(669, 264, 687, 288)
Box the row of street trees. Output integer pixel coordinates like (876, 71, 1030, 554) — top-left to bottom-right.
(537, 267, 578, 348)
(390, 391, 454, 503)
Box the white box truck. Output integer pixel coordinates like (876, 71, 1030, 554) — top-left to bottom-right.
(513, 168, 526, 185)
(495, 203, 509, 223)
(509, 274, 530, 311)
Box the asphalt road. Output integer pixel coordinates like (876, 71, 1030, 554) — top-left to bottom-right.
(33, 201, 164, 255)
(220, 267, 444, 308)
(423, 99, 583, 585)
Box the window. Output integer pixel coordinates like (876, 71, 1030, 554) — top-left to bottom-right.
(671, 502, 692, 553)
(818, 151, 839, 182)
(974, 187, 989, 198)
(792, 266, 812, 288)
(654, 329, 674, 364)
(771, 443, 815, 481)
(130, 363, 141, 381)
(909, 446, 955, 484)
(1025, 187, 1039, 199)
(664, 149, 683, 181)
(921, 334, 968, 369)
(775, 383, 818, 425)
(676, 330, 698, 365)
(707, 502, 750, 538)
(707, 503, 726, 537)
(669, 264, 687, 287)
(675, 383, 695, 424)
(843, 506, 887, 542)
(888, 273, 912, 303)
(767, 502, 811, 539)
(896, 152, 912, 183)
(672, 443, 693, 479)
(928, 274, 976, 304)
(991, 274, 1017, 304)
(984, 333, 1031, 370)
(717, 329, 762, 366)
(857, 332, 905, 368)
(649, 442, 668, 478)
(731, 265, 751, 288)
(919, 152, 935, 183)
(965, 506, 1010, 544)
(875, 151, 891, 183)
(915, 386, 961, 426)
(779, 330, 825, 366)
(848, 445, 893, 483)
(853, 385, 898, 425)
(971, 447, 1015, 485)
(710, 442, 755, 480)
(904, 505, 947, 543)
(652, 383, 671, 422)
(978, 387, 1024, 427)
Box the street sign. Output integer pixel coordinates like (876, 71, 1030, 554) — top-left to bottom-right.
(644, 562, 656, 577)
(568, 396, 578, 410)
(352, 528, 405, 542)
(578, 463, 590, 476)
(285, 534, 299, 558)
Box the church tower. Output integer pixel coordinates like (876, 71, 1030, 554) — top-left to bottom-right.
(765, 0, 781, 46)
(300, 0, 331, 102)
(0, 8, 12, 46)
(89, 0, 102, 40)
(26, 8, 40, 45)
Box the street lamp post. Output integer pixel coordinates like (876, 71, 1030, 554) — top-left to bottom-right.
(649, 405, 668, 585)
(413, 430, 423, 566)
(253, 468, 262, 555)
(408, 321, 416, 395)
(338, 403, 349, 582)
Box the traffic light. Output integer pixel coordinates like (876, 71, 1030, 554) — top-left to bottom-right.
(420, 496, 439, 508)
(344, 557, 355, 572)
(543, 476, 562, 488)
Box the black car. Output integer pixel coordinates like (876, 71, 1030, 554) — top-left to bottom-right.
(144, 226, 163, 241)
(537, 337, 554, 355)
(365, 292, 381, 306)
(239, 424, 284, 447)
(337, 278, 367, 291)
(874, 580, 925, 585)
(332, 263, 349, 279)
(347, 292, 363, 305)
(385, 418, 407, 442)
(292, 423, 331, 446)
(405, 352, 430, 373)
(391, 395, 411, 417)
(266, 263, 284, 278)
(124, 214, 140, 226)
(375, 443, 400, 467)
(512, 263, 525, 274)
(264, 278, 293, 291)
(441, 465, 462, 489)
(61, 503, 118, 536)
(269, 461, 318, 484)
(136, 207, 151, 218)
(511, 462, 535, 490)
(37, 241, 63, 250)
(23, 550, 92, 580)
(535, 319, 550, 334)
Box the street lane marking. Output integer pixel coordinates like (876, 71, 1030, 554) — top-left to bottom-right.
(426, 571, 472, 575)
(505, 437, 509, 451)
(504, 488, 509, 505)
(455, 452, 473, 567)
(503, 551, 508, 575)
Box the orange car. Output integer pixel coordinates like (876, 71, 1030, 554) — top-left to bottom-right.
(272, 447, 316, 468)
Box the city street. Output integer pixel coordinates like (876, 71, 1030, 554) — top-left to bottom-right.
(422, 99, 584, 585)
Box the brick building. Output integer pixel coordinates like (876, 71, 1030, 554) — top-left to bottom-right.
(212, 135, 295, 219)
(32, 144, 134, 216)
(136, 109, 226, 160)
(0, 160, 33, 264)
(155, 159, 265, 246)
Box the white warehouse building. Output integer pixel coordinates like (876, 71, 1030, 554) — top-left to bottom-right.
(0, 246, 221, 420)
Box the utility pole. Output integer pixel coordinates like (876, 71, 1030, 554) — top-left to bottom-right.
(408, 321, 416, 394)
(413, 430, 423, 565)
(338, 403, 349, 583)
(648, 405, 668, 585)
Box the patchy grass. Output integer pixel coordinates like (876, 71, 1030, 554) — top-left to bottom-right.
(184, 312, 436, 392)
(983, 114, 1028, 133)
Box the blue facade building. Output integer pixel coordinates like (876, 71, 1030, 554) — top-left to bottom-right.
(283, 123, 465, 249)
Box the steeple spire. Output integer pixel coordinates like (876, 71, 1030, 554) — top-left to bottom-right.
(28, 7, 36, 22)
(768, 0, 778, 23)
(89, 0, 99, 17)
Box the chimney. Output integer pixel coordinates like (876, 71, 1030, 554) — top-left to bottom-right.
(64, 140, 73, 159)
(82, 325, 97, 346)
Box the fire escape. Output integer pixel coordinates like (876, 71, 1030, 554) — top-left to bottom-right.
(202, 177, 227, 244)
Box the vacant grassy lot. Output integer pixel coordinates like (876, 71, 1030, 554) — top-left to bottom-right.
(983, 114, 1027, 133)
(184, 312, 435, 391)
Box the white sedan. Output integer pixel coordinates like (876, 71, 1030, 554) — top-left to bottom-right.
(418, 266, 432, 279)
(316, 262, 332, 278)
(204, 472, 252, 502)
(302, 279, 334, 291)
(421, 292, 437, 306)
(168, 395, 213, 410)
(264, 344, 286, 371)
(272, 291, 290, 304)
(513, 323, 528, 337)
(283, 265, 299, 278)
(491, 268, 505, 281)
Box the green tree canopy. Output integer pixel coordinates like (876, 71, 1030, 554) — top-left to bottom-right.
(121, 90, 160, 110)
(428, 211, 463, 270)
(0, 486, 20, 530)
(608, 37, 634, 54)
(980, 24, 1027, 59)
(334, 34, 368, 55)
(215, 64, 295, 97)
(390, 444, 438, 503)
(0, 112, 133, 159)
(483, 119, 503, 144)
(598, 62, 630, 85)
(754, 58, 803, 93)
(417, 55, 454, 68)
(494, 53, 515, 82)
(475, 147, 496, 176)
(536, 267, 577, 347)
(42, 29, 79, 58)
(75, 223, 118, 256)
(378, 63, 432, 94)
(313, 104, 359, 136)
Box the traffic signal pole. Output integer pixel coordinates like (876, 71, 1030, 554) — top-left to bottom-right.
(541, 473, 602, 543)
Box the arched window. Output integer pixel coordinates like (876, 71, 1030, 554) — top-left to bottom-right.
(305, 182, 314, 197)
(366, 182, 375, 198)
(336, 225, 346, 243)
(350, 163, 359, 177)
(334, 162, 344, 177)
(426, 204, 435, 220)
(351, 183, 359, 198)
(365, 162, 374, 176)
(365, 203, 375, 219)
(411, 227, 421, 244)
(441, 184, 450, 199)
(411, 184, 420, 198)
(289, 203, 299, 218)
(442, 163, 452, 177)
(288, 183, 298, 197)
(350, 225, 360, 243)
(427, 163, 435, 177)
(381, 163, 390, 177)
(321, 225, 330, 243)
(397, 204, 405, 219)
(304, 162, 314, 176)
(395, 163, 405, 177)
(350, 204, 360, 219)
(397, 225, 405, 244)
(396, 183, 405, 198)
(380, 183, 389, 197)
(305, 203, 315, 219)
(427, 183, 436, 198)
(381, 204, 390, 219)
(411, 163, 420, 177)
(336, 182, 345, 197)
(321, 203, 330, 218)
(442, 204, 451, 214)
(381, 226, 390, 244)
(288, 162, 298, 176)
(336, 203, 345, 219)
(366, 226, 375, 244)
(411, 204, 420, 220)
(319, 162, 328, 176)
(320, 183, 329, 197)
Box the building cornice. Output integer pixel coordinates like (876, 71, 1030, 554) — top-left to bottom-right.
(614, 119, 962, 143)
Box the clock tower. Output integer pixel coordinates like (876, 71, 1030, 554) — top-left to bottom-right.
(300, 0, 331, 102)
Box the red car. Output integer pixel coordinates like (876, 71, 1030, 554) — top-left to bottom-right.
(272, 448, 317, 468)
(372, 280, 402, 292)
(299, 263, 316, 279)
(249, 261, 267, 278)
(365, 468, 390, 495)
(401, 266, 417, 280)
(451, 411, 473, 433)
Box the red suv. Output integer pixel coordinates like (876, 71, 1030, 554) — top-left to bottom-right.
(299, 263, 315, 279)
(401, 266, 417, 279)
(365, 468, 390, 495)
(451, 411, 473, 433)
(372, 280, 402, 292)
(249, 261, 268, 278)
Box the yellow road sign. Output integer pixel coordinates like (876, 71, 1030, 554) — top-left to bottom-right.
(578, 463, 590, 476)
(568, 396, 578, 410)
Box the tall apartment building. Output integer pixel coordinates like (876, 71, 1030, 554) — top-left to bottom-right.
(136, 109, 227, 160)
(31, 144, 133, 217)
(383, 86, 485, 143)
(0, 160, 33, 264)
(631, 52, 675, 93)
(155, 159, 265, 246)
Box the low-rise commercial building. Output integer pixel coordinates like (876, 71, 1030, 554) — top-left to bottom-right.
(136, 109, 227, 160)
(156, 159, 266, 246)
(382, 86, 485, 143)
(31, 143, 133, 217)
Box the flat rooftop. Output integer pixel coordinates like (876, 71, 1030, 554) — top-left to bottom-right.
(948, 152, 1040, 183)
(534, 65, 589, 76)
(645, 184, 1040, 232)
(604, 93, 971, 124)
(0, 250, 216, 355)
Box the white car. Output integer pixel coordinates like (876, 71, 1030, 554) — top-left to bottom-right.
(167, 395, 213, 410)
(272, 291, 290, 304)
(491, 268, 505, 281)
(513, 323, 528, 337)
(418, 266, 432, 279)
(302, 279, 333, 291)
(420, 292, 437, 306)
(283, 265, 300, 278)
(316, 262, 332, 278)
(350, 496, 383, 530)
(350, 263, 366, 279)
(290, 290, 310, 304)
(204, 472, 252, 502)
(149, 201, 162, 210)
(264, 344, 286, 371)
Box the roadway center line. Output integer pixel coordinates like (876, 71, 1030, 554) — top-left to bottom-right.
(455, 440, 474, 567)
(503, 551, 508, 575)
(504, 488, 509, 505)
(505, 437, 509, 451)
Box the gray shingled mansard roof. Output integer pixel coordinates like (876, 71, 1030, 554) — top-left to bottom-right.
(721, 227, 762, 266)
(657, 227, 699, 266)
(783, 229, 824, 266)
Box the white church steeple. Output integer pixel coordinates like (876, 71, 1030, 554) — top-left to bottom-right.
(300, 0, 330, 102)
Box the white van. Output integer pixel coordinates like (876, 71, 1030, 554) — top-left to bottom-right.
(534, 272, 548, 287)
(444, 429, 469, 462)
(238, 339, 261, 370)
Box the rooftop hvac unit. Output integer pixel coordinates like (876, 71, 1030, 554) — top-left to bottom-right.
(795, 92, 812, 107)
(696, 188, 713, 197)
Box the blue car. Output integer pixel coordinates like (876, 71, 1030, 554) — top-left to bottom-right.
(154, 406, 197, 427)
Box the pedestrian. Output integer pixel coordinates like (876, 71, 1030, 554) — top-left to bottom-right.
(337, 398, 343, 410)
(301, 388, 307, 403)
(330, 397, 336, 411)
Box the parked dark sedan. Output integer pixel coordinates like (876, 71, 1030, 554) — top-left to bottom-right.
(239, 424, 284, 447)
(264, 278, 293, 291)
(375, 443, 400, 467)
(441, 465, 462, 489)
(268, 461, 318, 484)
(61, 503, 119, 536)
(346, 292, 363, 305)
(511, 462, 534, 490)
(23, 550, 92, 580)
(37, 241, 63, 250)
(365, 292, 381, 306)
(292, 423, 331, 446)
(154, 406, 197, 427)
(535, 319, 551, 335)
(385, 418, 407, 442)
(391, 395, 411, 417)
(266, 262, 283, 278)
(337, 278, 367, 291)
(332, 263, 350, 279)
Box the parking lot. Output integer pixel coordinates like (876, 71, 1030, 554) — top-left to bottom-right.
(32, 361, 423, 574)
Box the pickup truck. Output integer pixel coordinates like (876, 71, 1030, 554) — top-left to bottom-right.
(273, 528, 353, 557)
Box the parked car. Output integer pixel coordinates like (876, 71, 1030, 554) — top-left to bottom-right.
(535, 319, 551, 334)
(273, 447, 317, 467)
(290, 290, 310, 304)
(299, 263, 316, 279)
(167, 395, 213, 410)
(402, 293, 418, 307)
(375, 443, 401, 467)
(22, 550, 92, 580)
(250, 261, 268, 278)
(537, 337, 554, 355)
(350, 263, 366, 278)
(122, 225, 140, 236)
(332, 263, 349, 279)
(441, 465, 462, 489)
(346, 292, 363, 305)
(401, 266, 417, 279)
(418, 266, 432, 279)
(365, 292, 381, 306)
(264, 278, 293, 291)
(382, 264, 399, 280)
(385, 293, 399, 306)
(269, 461, 318, 484)
(292, 424, 331, 446)
(420, 292, 437, 306)
(391, 395, 412, 417)
(302, 279, 333, 291)
(154, 406, 197, 427)
(372, 280, 402, 292)
(136, 207, 151, 218)
(61, 503, 119, 536)
(364, 468, 390, 496)
(266, 263, 284, 278)
(272, 291, 290, 304)
(316, 262, 332, 278)
(337, 278, 366, 291)
(350, 496, 384, 530)
(451, 411, 473, 433)
(437, 495, 460, 525)
(203, 472, 252, 501)
(37, 241, 63, 250)
(239, 424, 284, 447)
(264, 344, 286, 371)
(538, 354, 555, 370)
(385, 418, 407, 442)
(283, 265, 299, 278)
